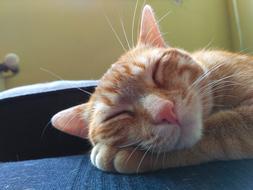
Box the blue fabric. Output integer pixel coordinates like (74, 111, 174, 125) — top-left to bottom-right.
(0, 155, 253, 190)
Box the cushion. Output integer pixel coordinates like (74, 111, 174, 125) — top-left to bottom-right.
(0, 80, 97, 161)
(1, 80, 253, 190)
(0, 154, 253, 189)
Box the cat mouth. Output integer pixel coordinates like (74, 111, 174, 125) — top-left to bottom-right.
(151, 118, 202, 152)
(174, 120, 203, 149)
(147, 123, 181, 152)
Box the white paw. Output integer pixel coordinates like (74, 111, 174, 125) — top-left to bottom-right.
(90, 143, 153, 173)
(90, 143, 117, 172)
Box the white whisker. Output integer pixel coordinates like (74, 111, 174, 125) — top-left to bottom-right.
(136, 144, 152, 173)
(118, 139, 142, 148)
(62, 114, 78, 130)
(156, 9, 172, 25)
(154, 146, 162, 168)
(132, 0, 139, 47)
(120, 18, 131, 50)
(40, 120, 52, 140)
(136, 0, 147, 41)
(144, 9, 171, 44)
(202, 37, 214, 51)
(124, 144, 141, 167)
(40, 67, 92, 96)
(105, 15, 127, 52)
(162, 151, 166, 169)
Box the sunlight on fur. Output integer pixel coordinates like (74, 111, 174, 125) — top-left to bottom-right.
(52, 4, 253, 174)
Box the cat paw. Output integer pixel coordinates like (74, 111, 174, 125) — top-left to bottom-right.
(90, 143, 117, 172)
(90, 143, 152, 173)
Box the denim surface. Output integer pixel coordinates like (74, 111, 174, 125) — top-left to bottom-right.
(0, 154, 253, 190)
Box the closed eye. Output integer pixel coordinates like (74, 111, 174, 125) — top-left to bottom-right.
(152, 59, 162, 87)
(152, 52, 168, 87)
(103, 110, 134, 122)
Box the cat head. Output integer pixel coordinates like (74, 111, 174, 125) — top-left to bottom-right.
(52, 5, 212, 152)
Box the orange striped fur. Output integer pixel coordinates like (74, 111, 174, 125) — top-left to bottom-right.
(52, 5, 253, 173)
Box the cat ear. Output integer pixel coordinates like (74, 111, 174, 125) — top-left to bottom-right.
(137, 5, 166, 48)
(51, 104, 88, 139)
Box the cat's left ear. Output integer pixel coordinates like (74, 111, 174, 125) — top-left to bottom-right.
(137, 5, 166, 48)
(51, 104, 89, 139)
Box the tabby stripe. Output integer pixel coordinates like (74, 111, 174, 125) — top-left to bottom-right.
(113, 70, 124, 82)
(185, 93, 193, 106)
(122, 64, 134, 76)
(103, 86, 119, 94)
(101, 95, 114, 106)
(152, 59, 162, 87)
(133, 61, 146, 69)
(99, 126, 125, 139)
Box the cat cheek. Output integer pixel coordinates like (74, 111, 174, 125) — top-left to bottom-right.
(178, 70, 191, 85)
(178, 65, 203, 85)
(90, 124, 129, 146)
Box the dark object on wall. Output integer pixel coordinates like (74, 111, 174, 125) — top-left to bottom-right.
(0, 53, 20, 77)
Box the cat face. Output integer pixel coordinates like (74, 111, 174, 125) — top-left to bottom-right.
(52, 5, 212, 153)
(88, 45, 207, 152)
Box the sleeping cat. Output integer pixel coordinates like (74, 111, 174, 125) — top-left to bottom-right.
(51, 5, 253, 173)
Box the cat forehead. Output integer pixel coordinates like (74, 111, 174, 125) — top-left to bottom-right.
(91, 48, 165, 108)
(115, 48, 164, 76)
(128, 48, 163, 65)
(99, 47, 164, 81)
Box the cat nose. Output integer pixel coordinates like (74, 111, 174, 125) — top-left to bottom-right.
(154, 101, 178, 125)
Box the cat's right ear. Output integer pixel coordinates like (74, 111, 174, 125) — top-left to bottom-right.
(51, 104, 88, 139)
(137, 5, 166, 48)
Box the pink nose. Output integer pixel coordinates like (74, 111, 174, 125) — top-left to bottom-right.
(154, 100, 178, 125)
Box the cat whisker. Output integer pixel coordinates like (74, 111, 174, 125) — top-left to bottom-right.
(40, 120, 52, 140)
(213, 81, 242, 89)
(150, 146, 155, 170)
(154, 145, 162, 169)
(202, 103, 225, 108)
(62, 113, 79, 130)
(136, 144, 152, 173)
(144, 9, 171, 45)
(76, 88, 92, 96)
(195, 73, 242, 95)
(136, 0, 147, 42)
(105, 15, 127, 52)
(120, 18, 131, 50)
(211, 94, 238, 99)
(189, 60, 236, 91)
(238, 47, 250, 54)
(162, 151, 166, 169)
(124, 143, 142, 167)
(189, 63, 222, 91)
(149, 32, 168, 47)
(118, 139, 142, 148)
(41, 107, 83, 141)
(157, 10, 172, 25)
(201, 37, 214, 51)
(184, 72, 243, 111)
(199, 81, 241, 97)
(131, 0, 139, 47)
(199, 79, 243, 98)
(40, 67, 92, 96)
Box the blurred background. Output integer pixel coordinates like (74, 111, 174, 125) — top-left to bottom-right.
(0, 0, 252, 90)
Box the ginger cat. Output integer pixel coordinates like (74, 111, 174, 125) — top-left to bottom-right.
(51, 5, 253, 173)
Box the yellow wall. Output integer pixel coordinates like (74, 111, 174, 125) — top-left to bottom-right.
(227, 0, 253, 52)
(0, 0, 232, 89)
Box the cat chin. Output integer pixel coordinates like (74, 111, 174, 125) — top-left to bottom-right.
(150, 123, 181, 152)
(174, 102, 203, 150)
(148, 119, 203, 153)
(175, 120, 203, 150)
